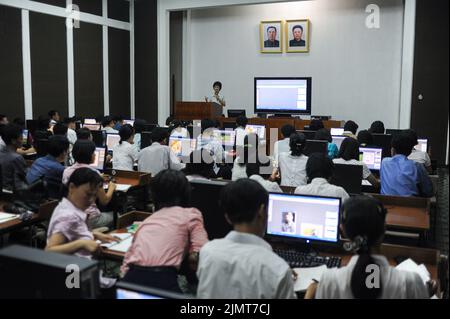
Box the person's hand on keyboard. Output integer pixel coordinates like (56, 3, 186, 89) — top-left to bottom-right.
(291, 269, 298, 281)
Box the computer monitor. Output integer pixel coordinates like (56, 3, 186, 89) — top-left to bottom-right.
(385, 129, 403, 137)
(372, 134, 393, 159)
(266, 193, 341, 244)
(189, 179, 233, 240)
(106, 133, 121, 151)
(330, 164, 363, 195)
(90, 130, 105, 148)
(297, 130, 316, 141)
(142, 124, 158, 133)
(124, 120, 134, 127)
(304, 140, 328, 156)
(415, 139, 428, 153)
(82, 123, 101, 131)
(330, 128, 344, 136)
(245, 124, 266, 139)
(90, 147, 106, 171)
(84, 118, 97, 125)
(227, 109, 246, 118)
(115, 282, 191, 299)
(213, 130, 236, 147)
(359, 147, 383, 171)
(169, 137, 197, 158)
(22, 129, 29, 146)
(25, 119, 39, 134)
(331, 136, 346, 150)
(141, 132, 153, 149)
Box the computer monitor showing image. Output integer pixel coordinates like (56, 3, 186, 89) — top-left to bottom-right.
(169, 137, 197, 158)
(213, 130, 236, 147)
(82, 123, 101, 131)
(90, 147, 106, 171)
(106, 134, 121, 151)
(124, 120, 134, 126)
(84, 119, 97, 125)
(245, 125, 266, 139)
(22, 129, 29, 145)
(415, 139, 428, 153)
(330, 128, 344, 136)
(266, 193, 341, 244)
(359, 147, 383, 171)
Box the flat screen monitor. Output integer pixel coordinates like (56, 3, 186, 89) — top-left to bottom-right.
(84, 119, 97, 125)
(213, 130, 236, 147)
(297, 130, 316, 141)
(386, 129, 402, 137)
(372, 134, 393, 159)
(106, 133, 121, 151)
(245, 124, 266, 139)
(415, 139, 428, 152)
(359, 147, 383, 171)
(90, 147, 106, 171)
(90, 130, 105, 148)
(115, 282, 190, 299)
(123, 120, 134, 126)
(330, 164, 363, 195)
(82, 123, 101, 131)
(304, 140, 328, 156)
(332, 136, 346, 150)
(255, 77, 312, 114)
(22, 129, 29, 145)
(330, 128, 344, 136)
(169, 137, 197, 158)
(142, 124, 158, 133)
(266, 193, 341, 244)
(227, 110, 246, 118)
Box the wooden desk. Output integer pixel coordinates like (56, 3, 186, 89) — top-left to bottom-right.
(107, 170, 151, 187)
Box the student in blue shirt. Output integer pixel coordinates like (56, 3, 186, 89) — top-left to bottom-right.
(26, 135, 69, 193)
(380, 131, 433, 197)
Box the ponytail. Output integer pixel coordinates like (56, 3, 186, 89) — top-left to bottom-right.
(290, 133, 306, 157)
(118, 124, 134, 145)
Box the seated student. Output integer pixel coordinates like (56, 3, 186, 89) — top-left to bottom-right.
(169, 119, 189, 138)
(234, 115, 248, 147)
(102, 116, 118, 134)
(232, 133, 260, 181)
(333, 137, 380, 188)
(113, 115, 125, 131)
(182, 149, 216, 181)
(308, 119, 324, 131)
(197, 119, 224, 165)
(112, 124, 138, 171)
(76, 127, 93, 141)
(343, 120, 359, 139)
(315, 128, 339, 159)
(48, 110, 60, 126)
(46, 168, 119, 257)
(273, 124, 296, 167)
(295, 153, 349, 202)
(0, 124, 28, 191)
(405, 129, 432, 174)
(53, 122, 68, 137)
(380, 132, 433, 197)
(121, 170, 209, 292)
(357, 130, 375, 148)
(26, 135, 69, 196)
(64, 117, 78, 145)
(368, 120, 385, 134)
(247, 157, 282, 193)
(273, 132, 308, 187)
(63, 140, 116, 229)
(34, 117, 53, 140)
(132, 118, 146, 151)
(138, 127, 185, 176)
(306, 196, 430, 299)
(196, 179, 296, 299)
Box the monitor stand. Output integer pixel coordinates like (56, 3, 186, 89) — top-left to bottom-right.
(272, 113, 293, 118)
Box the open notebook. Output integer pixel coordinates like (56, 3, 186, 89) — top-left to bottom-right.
(101, 233, 133, 253)
(0, 212, 20, 224)
(293, 265, 328, 292)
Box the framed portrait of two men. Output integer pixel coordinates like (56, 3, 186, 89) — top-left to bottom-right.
(260, 19, 310, 54)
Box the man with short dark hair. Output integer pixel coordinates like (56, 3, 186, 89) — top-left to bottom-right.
(48, 110, 60, 126)
(264, 26, 280, 47)
(343, 120, 359, 139)
(380, 132, 433, 197)
(197, 179, 296, 299)
(289, 25, 305, 47)
(0, 124, 28, 190)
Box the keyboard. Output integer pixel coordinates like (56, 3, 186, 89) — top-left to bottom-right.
(273, 248, 341, 268)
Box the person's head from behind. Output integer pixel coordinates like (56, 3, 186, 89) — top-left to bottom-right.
(391, 131, 415, 157)
(309, 119, 324, 131)
(151, 170, 190, 210)
(38, 117, 50, 131)
(151, 127, 169, 145)
(64, 117, 77, 130)
(1, 124, 23, 148)
(0, 114, 8, 125)
(53, 123, 68, 136)
(267, 26, 277, 42)
(369, 121, 385, 134)
(119, 124, 134, 144)
(341, 196, 387, 299)
(183, 149, 215, 179)
(133, 119, 146, 134)
(47, 135, 70, 161)
(292, 25, 303, 41)
(306, 153, 334, 183)
(344, 120, 359, 135)
(236, 115, 248, 128)
(281, 124, 296, 139)
(201, 119, 215, 134)
(213, 81, 222, 95)
(289, 132, 306, 157)
(315, 128, 332, 143)
(165, 116, 174, 127)
(72, 140, 96, 165)
(246, 156, 272, 179)
(113, 115, 124, 126)
(220, 179, 269, 237)
(76, 127, 92, 141)
(338, 137, 360, 161)
(102, 116, 115, 128)
(67, 167, 103, 211)
(404, 129, 419, 147)
(357, 130, 373, 146)
(48, 110, 60, 122)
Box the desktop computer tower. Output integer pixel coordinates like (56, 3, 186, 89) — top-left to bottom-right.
(0, 245, 100, 299)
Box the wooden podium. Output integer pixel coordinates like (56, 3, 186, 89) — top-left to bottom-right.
(175, 102, 223, 121)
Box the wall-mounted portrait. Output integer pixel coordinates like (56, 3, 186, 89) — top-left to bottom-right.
(286, 19, 310, 53)
(260, 20, 283, 53)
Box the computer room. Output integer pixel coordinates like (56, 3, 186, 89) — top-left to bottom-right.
(0, 0, 448, 307)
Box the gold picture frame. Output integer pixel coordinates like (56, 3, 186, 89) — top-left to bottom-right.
(260, 20, 283, 53)
(285, 19, 310, 53)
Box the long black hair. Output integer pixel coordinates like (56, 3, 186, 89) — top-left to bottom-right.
(118, 124, 134, 145)
(338, 137, 360, 161)
(342, 196, 387, 299)
(289, 132, 306, 157)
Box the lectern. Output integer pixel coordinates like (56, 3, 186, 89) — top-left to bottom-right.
(175, 102, 223, 121)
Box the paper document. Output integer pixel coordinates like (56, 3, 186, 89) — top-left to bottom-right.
(103, 184, 132, 192)
(362, 180, 372, 186)
(0, 212, 20, 224)
(396, 258, 430, 284)
(293, 265, 328, 292)
(101, 233, 133, 249)
(104, 236, 133, 253)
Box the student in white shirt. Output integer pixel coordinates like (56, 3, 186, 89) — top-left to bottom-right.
(234, 116, 248, 147)
(112, 124, 138, 171)
(182, 149, 216, 181)
(102, 116, 119, 134)
(305, 196, 433, 299)
(247, 157, 282, 193)
(197, 179, 297, 299)
(272, 132, 308, 187)
(232, 133, 260, 181)
(405, 129, 432, 174)
(295, 153, 349, 202)
(273, 124, 296, 168)
(333, 137, 380, 188)
(138, 127, 185, 176)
